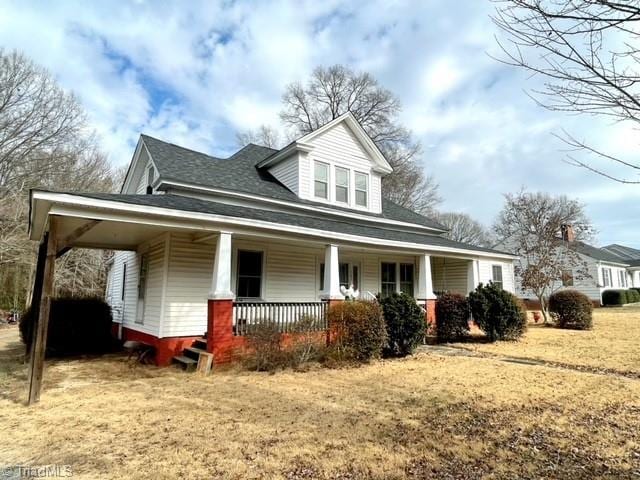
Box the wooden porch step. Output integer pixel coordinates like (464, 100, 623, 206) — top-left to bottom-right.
(183, 346, 208, 361)
(172, 355, 197, 372)
(193, 338, 207, 350)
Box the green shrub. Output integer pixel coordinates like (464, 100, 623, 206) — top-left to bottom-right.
(20, 296, 117, 357)
(435, 292, 470, 342)
(244, 320, 285, 371)
(626, 289, 640, 304)
(468, 283, 527, 341)
(602, 289, 628, 306)
(378, 293, 425, 357)
(327, 300, 386, 362)
(549, 290, 593, 330)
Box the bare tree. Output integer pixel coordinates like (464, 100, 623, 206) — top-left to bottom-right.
(494, 190, 594, 322)
(436, 212, 493, 247)
(0, 49, 116, 311)
(492, 0, 640, 183)
(0, 50, 87, 197)
(280, 65, 441, 213)
(236, 124, 283, 149)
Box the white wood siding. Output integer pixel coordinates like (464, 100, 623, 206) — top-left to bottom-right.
(141, 238, 165, 331)
(162, 233, 214, 338)
(478, 259, 515, 293)
(269, 155, 299, 195)
(432, 257, 468, 294)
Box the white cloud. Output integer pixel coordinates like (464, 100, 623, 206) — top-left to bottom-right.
(0, 0, 637, 247)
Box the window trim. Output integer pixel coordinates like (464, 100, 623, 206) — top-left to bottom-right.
(379, 261, 416, 298)
(354, 171, 369, 208)
(561, 269, 574, 287)
(318, 260, 361, 293)
(602, 267, 612, 287)
(334, 166, 350, 204)
(313, 161, 329, 200)
(491, 264, 504, 289)
(121, 263, 127, 301)
(234, 248, 266, 301)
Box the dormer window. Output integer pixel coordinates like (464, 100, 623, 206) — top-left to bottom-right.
(335, 167, 349, 203)
(314, 161, 329, 199)
(355, 172, 368, 207)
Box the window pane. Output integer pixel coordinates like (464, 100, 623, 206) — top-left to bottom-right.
(237, 250, 263, 298)
(352, 265, 359, 290)
(355, 190, 367, 207)
(314, 181, 327, 199)
(336, 167, 349, 186)
(355, 172, 368, 190)
(314, 162, 328, 181)
(492, 265, 503, 282)
(399, 263, 414, 297)
(336, 185, 348, 203)
(339, 263, 349, 288)
(238, 251, 262, 276)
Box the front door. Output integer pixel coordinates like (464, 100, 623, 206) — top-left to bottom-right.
(136, 254, 148, 324)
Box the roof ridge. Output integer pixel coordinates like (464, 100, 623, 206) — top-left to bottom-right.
(141, 133, 225, 161)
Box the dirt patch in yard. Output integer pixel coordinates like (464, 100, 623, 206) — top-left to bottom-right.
(0, 312, 639, 479)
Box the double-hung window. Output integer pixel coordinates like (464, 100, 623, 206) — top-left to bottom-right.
(602, 268, 612, 287)
(399, 263, 414, 297)
(237, 250, 263, 299)
(355, 172, 368, 207)
(492, 265, 503, 289)
(381, 262, 396, 298)
(320, 262, 359, 291)
(314, 162, 329, 199)
(618, 270, 627, 287)
(335, 167, 349, 203)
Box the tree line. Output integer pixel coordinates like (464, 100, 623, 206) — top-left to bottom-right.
(0, 50, 120, 311)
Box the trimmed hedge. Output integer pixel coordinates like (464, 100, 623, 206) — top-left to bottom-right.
(602, 289, 628, 306)
(468, 283, 527, 341)
(549, 290, 593, 330)
(20, 297, 117, 357)
(627, 289, 640, 303)
(378, 293, 425, 357)
(327, 300, 387, 362)
(435, 292, 470, 342)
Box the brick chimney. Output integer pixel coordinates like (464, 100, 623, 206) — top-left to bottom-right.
(561, 224, 575, 242)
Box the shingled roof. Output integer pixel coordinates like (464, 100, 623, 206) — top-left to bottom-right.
(570, 241, 630, 265)
(68, 192, 513, 257)
(140, 134, 447, 231)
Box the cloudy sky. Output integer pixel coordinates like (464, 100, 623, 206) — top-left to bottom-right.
(1, 0, 638, 247)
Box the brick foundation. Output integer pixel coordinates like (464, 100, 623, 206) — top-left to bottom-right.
(119, 327, 201, 366)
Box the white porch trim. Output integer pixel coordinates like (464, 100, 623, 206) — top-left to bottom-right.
(209, 231, 235, 300)
(416, 254, 436, 301)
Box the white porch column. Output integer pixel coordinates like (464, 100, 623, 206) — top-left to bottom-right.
(209, 231, 234, 299)
(322, 244, 344, 299)
(467, 259, 480, 294)
(416, 254, 436, 301)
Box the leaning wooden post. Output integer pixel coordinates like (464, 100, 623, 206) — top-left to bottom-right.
(28, 216, 57, 405)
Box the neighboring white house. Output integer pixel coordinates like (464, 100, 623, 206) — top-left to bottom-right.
(29, 112, 517, 365)
(511, 227, 640, 305)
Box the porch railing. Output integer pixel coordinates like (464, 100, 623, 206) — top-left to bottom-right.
(233, 301, 328, 336)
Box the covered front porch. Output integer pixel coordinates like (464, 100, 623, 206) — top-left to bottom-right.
(27, 191, 514, 401)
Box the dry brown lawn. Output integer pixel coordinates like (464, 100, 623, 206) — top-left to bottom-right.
(452, 305, 640, 376)
(0, 308, 639, 479)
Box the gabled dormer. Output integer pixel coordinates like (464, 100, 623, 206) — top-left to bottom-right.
(257, 113, 392, 214)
